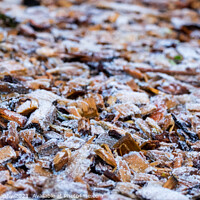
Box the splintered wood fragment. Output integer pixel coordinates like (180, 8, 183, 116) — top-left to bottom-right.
(113, 133, 141, 156)
(163, 176, 178, 189)
(0, 146, 16, 164)
(95, 147, 117, 167)
(36, 139, 59, 156)
(123, 66, 144, 79)
(104, 170, 121, 182)
(136, 67, 199, 76)
(80, 97, 99, 118)
(7, 163, 19, 176)
(53, 149, 71, 171)
(0, 108, 27, 127)
(0, 183, 7, 195)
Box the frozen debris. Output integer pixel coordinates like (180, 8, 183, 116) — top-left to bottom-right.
(95, 145, 117, 167)
(58, 137, 84, 150)
(36, 139, 59, 157)
(112, 103, 141, 117)
(26, 90, 60, 131)
(42, 178, 88, 198)
(115, 156, 131, 182)
(113, 182, 140, 198)
(16, 98, 38, 115)
(0, 146, 16, 164)
(0, 108, 27, 127)
(53, 148, 71, 171)
(136, 183, 189, 200)
(140, 104, 157, 115)
(0, 170, 10, 183)
(123, 152, 149, 173)
(0, 0, 199, 198)
(0, 81, 29, 94)
(115, 91, 150, 105)
(28, 164, 52, 177)
(113, 133, 141, 156)
(0, 61, 27, 76)
(186, 103, 200, 112)
(163, 175, 178, 190)
(65, 141, 97, 179)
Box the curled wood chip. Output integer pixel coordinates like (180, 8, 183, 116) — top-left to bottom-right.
(95, 147, 117, 167)
(53, 148, 71, 171)
(0, 108, 27, 127)
(16, 98, 38, 115)
(113, 133, 141, 156)
(0, 146, 16, 164)
(123, 66, 144, 79)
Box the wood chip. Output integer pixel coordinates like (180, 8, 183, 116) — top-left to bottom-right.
(0, 108, 27, 127)
(53, 149, 71, 171)
(16, 99, 38, 115)
(163, 175, 178, 190)
(123, 152, 149, 173)
(0, 146, 16, 164)
(0, 170, 10, 183)
(113, 133, 141, 156)
(95, 147, 117, 167)
(0, 183, 7, 195)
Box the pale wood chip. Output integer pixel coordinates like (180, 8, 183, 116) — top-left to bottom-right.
(0, 146, 16, 164)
